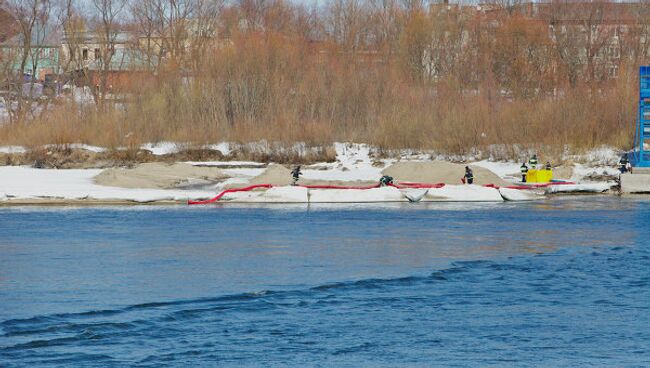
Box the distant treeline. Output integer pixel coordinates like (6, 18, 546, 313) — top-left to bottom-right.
(1, 0, 647, 156)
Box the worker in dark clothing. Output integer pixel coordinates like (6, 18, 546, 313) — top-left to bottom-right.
(291, 165, 302, 186)
(529, 154, 538, 170)
(619, 154, 630, 174)
(520, 162, 529, 183)
(379, 175, 394, 187)
(545, 161, 552, 171)
(464, 166, 474, 184)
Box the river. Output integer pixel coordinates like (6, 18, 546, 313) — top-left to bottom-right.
(0, 197, 648, 366)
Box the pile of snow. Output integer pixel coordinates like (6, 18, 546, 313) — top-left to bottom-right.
(301, 143, 388, 182)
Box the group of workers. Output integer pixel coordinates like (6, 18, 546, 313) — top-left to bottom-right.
(291, 153, 560, 186)
(290, 165, 477, 186)
(289, 151, 633, 187)
(519, 154, 552, 183)
(291, 159, 551, 186)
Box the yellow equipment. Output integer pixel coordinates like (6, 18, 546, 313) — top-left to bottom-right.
(527, 169, 553, 183)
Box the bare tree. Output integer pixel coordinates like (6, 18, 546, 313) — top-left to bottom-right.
(493, 0, 524, 16)
(57, 0, 90, 106)
(546, 0, 615, 86)
(326, 0, 371, 53)
(131, 0, 167, 73)
(426, 4, 470, 81)
(621, 3, 650, 66)
(90, 0, 128, 110)
(3, 0, 53, 123)
(367, 0, 403, 54)
(131, 0, 223, 73)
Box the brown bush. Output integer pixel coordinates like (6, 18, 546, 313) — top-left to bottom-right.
(0, 1, 642, 162)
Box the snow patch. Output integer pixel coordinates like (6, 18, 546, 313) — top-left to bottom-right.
(0, 166, 214, 202)
(569, 146, 620, 166)
(141, 142, 182, 155)
(204, 142, 231, 155)
(42, 143, 106, 153)
(572, 164, 620, 181)
(68, 144, 106, 153)
(302, 143, 389, 182)
(0, 146, 26, 154)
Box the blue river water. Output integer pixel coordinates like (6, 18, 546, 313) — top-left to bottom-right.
(0, 197, 649, 367)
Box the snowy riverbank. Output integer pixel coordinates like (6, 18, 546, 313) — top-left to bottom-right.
(0, 142, 619, 204)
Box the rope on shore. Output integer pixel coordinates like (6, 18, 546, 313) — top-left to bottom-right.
(394, 182, 446, 189)
(188, 184, 273, 205)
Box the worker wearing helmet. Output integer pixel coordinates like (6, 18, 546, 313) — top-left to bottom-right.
(619, 154, 629, 174)
(529, 154, 538, 170)
(520, 162, 529, 183)
(291, 166, 302, 186)
(464, 166, 474, 184)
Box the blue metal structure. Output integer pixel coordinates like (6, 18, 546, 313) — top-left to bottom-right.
(633, 66, 650, 167)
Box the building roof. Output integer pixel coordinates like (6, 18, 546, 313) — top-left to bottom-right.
(2, 22, 62, 47)
(62, 30, 133, 45)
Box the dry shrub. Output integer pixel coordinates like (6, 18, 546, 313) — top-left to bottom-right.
(160, 149, 225, 162)
(0, 25, 638, 163)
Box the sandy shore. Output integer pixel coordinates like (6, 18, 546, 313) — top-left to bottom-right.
(94, 162, 228, 189)
(382, 161, 510, 187)
(247, 164, 377, 187)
